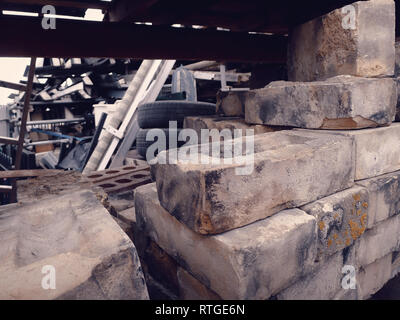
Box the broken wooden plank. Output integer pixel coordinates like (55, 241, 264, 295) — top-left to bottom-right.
(0, 15, 288, 63)
(0, 80, 27, 92)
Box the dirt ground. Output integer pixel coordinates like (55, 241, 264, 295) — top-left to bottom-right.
(16, 171, 93, 202)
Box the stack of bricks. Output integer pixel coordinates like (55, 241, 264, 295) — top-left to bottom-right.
(133, 0, 400, 300)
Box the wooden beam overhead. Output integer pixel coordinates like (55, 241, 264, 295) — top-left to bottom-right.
(0, 15, 288, 63)
(0, 136, 19, 145)
(106, 0, 160, 22)
(107, 0, 363, 33)
(1, 0, 111, 11)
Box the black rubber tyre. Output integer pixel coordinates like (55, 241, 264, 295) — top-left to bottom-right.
(137, 100, 216, 129)
(136, 128, 186, 160)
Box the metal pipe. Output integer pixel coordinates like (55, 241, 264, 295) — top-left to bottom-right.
(183, 61, 218, 70)
(25, 139, 70, 146)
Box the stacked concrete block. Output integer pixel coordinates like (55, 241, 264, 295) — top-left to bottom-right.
(188, 92, 281, 151)
(301, 186, 369, 257)
(133, 134, 400, 299)
(136, 129, 400, 300)
(131, 0, 400, 301)
(136, 236, 222, 300)
(275, 186, 400, 300)
(356, 171, 400, 228)
(216, 91, 246, 117)
(357, 253, 393, 300)
(354, 215, 400, 267)
(276, 246, 358, 300)
(133, 175, 400, 300)
(152, 130, 354, 234)
(183, 115, 276, 139)
(135, 183, 318, 300)
(245, 0, 396, 130)
(288, 0, 395, 82)
(300, 124, 400, 180)
(0, 190, 149, 300)
(277, 142, 400, 299)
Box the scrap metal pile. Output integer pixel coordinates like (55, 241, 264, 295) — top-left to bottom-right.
(0, 58, 255, 204)
(1, 58, 140, 171)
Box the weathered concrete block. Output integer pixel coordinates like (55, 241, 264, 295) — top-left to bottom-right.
(245, 76, 397, 129)
(183, 115, 275, 138)
(299, 124, 400, 180)
(357, 171, 400, 229)
(112, 215, 135, 241)
(355, 214, 400, 267)
(357, 253, 392, 300)
(301, 186, 368, 257)
(0, 190, 149, 300)
(216, 91, 245, 116)
(152, 130, 354, 234)
(276, 246, 357, 300)
(177, 268, 221, 300)
(288, 0, 395, 81)
(134, 183, 317, 300)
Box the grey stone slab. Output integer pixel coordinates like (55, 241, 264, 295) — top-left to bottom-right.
(298, 124, 400, 180)
(357, 253, 393, 300)
(0, 190, 148, 300)
(277, 246, 357, 300)
(152, 130, 354, 234)
(355, 214, 400, 267)
(134, 183, 317, 300)
(245, 76, 396, 129)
